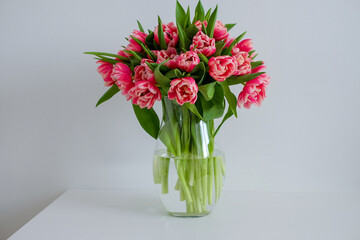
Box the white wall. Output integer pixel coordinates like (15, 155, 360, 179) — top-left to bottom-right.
(1, 0, 359, 238)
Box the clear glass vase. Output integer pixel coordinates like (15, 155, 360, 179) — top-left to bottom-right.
(153, 97, 225, 217)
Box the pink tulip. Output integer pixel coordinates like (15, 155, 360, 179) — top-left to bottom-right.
(96, 61, 114, 87)
(134, 58, 155, 83)
(213, 21, 229, 41)
(224, 37, 234, 48)
(190, 31, 216, 57)
(231, 39, 253, 55)
(128, 30, 148, 52)
(154, 22, 179, 48)
(153, 47, 179, 69)
(129, 80, 161, 109)
(111, 62, 134, 100)
(208, 56, 238, 82)
(168, 77, 198, 105)
(233, 51, 251, 76)
(194, 20, 208, 31)
(117, 49, 131, 59)
(177, 51, 200, 72)
(251, 64, 266, 73)
(237, 74, 270, 109)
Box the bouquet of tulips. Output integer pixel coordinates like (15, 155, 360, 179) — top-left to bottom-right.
(86, 1, 269, 215)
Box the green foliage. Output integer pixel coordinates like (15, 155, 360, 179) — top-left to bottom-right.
(154, 64, 171, 90)
(145, 32, 156, 50)
(133, 104, 160, 139)
(193, 0, 205, 23)
(205, 8, 212, 21)
(251, 61, 263, 69)
(84, 52, 129, 63)
(227, 72, 265, 86)
(224, 23, 236, 31)
(185, 102, 203, 120)
(185, 25, 199, 40)
(198, 82, 216, 101)
(221, 31, 246, 55)
(137, 20, 145, 32)
(96, 84, 120, 107)
(198, 53, 209, 64)
(130, 36, 157, 61)
(219, 81, 237, 118)
(214, 41, 226, 57)
(199, 83, 225, 121)
(157, 16, 167, 50)
(206, 5, 218, 38)
(190, 62, 206, 84)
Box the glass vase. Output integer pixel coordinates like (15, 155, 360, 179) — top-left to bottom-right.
(153, 97, 225, 217)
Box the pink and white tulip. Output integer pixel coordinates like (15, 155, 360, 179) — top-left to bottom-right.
(168, 77, 198, 105)
(194, 20, 208, 31)
(233, 51, 251, 76)
(177, 51, 200, 72)
(237, 74, 270, 109)
(213, 21, 229, 41)
(251, 64, 266, 73)
(190, 31, 216, 57)
(111, 62, 134, 100)
(97, 61, 114, 87)
(231, 39, 253, 55)
(208, 56, 237, 82)
(154, 22, 179, 48)
(128, 30, 148, 52)
(153, 47, 179, 69)
(134, 58, 155, 83)
(129, 81, 161, 109)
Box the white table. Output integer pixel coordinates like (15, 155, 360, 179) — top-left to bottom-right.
(9, 189, 360, 240)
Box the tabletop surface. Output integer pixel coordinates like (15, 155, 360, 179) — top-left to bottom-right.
(9, 189, 360, 240)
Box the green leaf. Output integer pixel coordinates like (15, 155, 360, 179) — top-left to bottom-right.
(154, 63, 171, 89)
(221, 31, 246, 55)
(199, 83, 225, 121)
(198, 82, 216, 101)
(178, 25, 191, 50)
(224, 23, 236, 31)
(84, 52, 129, 62)
(175, 69, 185, 78)
(193, 0, 205, 22)
(189, 62, 206, 84)
(251, 61, 264, 69)
(219, 81, 237, 118)
(185, 102, 203, 120)
(137, 20, 145, 33)
(165, 69, 177, 79)
(201, 22, 207, 35)
(176, 1, 186, 29)
(93, 57, 118, 65)
(96, 84, 120, 107)
(214, 106, 233, 137)
(214, 41, 226, 56)
(198, 53, 209, 64)
(248, 50, 255, 56)
(133, 104, 160, 139)
(145, 31, 155, 49)
(205, 8, 212, 21)
(227, 72, 265, 86)
(185, 6, 191, 28)
(123, 50, 142, 62)
(185, 24, 199, 40)
(157, 16, 167, 50)
(130, 36, 157, 61)
(206, 5, 218, 38)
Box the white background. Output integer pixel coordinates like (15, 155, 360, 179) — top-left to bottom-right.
(1, 0, 359, 239)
